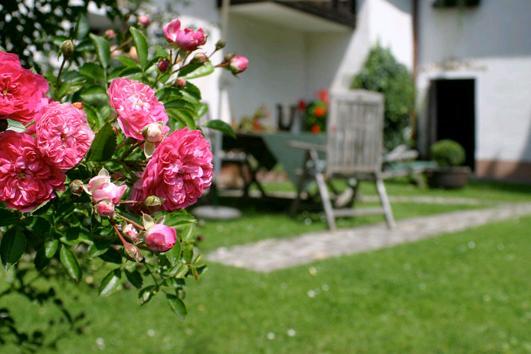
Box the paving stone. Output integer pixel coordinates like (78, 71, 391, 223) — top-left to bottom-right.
(207, 202, 531, 272)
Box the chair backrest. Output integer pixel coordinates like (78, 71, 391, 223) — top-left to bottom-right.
(326, 89, 384, 176)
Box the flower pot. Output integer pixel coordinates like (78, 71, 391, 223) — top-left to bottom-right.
(427, 166, 471, 189)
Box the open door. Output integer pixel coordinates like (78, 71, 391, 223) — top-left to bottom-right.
(430, 79, 476, 170)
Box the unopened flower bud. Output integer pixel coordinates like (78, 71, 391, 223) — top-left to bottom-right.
(142, 123, 164, 143)
(144, 195, 162, 208)
(70, 179, 84, 196)
(95, 200, 115, 217)
(104, 29, 116, 39)
(145, 224, 176, 252)
(72, 102, 83, 110)
(175, 78, 186, 89)
(215, 39, 226, 51)
(123, 224, 140, 243)
(138, 14, 151, 27)
(193, 52, 209, 64)
(229, 55, 249, 75)
(61, 40, 75, 59)
(157, 58, 170, 72)
(124, 242, 144, 262)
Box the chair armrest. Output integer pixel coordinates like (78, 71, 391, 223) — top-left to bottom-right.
(384, 145, 419, 162)
(288, 140, 326, 152)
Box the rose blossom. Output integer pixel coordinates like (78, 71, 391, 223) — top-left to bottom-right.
(133, 128, 213, 211)
(138, 14, 151, 27)
(34, 102, 94, 170)
(87, 170, 127, 205)
(163, 19, 206, 51)
(0, 51, 49, 123)
(229, 55, 249, 75)
(0, 131, 65, 211)
(108, 78, 169, 141)
(145, 224, 177, 252)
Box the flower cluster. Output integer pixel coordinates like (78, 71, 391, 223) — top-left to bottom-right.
(0, 54, 94, 211)
(300, 89, 329, 134)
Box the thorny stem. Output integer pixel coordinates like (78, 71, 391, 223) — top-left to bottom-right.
(55, 57, 67, 87)
(117, 214, 145, 230)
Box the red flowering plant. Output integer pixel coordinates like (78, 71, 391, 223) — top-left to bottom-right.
(0, 15, 247, 334)
(300, 89, 329, 134)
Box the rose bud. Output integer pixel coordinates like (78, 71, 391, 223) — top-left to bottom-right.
(95, 200, 115, 217)
(175, 78, 186, 89)
(157, 59, 170, 73)
(144, 195, 162, 208)
(104, 29, 116, 39)
(145, 224, 177, 252)
(124, 242, 143, 262)
(215, 39, 226, 51)
(229, 55, 249, 75)
(72, 101, 83, 110)
(123, 224, 140, 243)
(70, 179, 84, 196)
(193, 52, 209, 64)
(142, 122, 165, 143)
(138, 15, 151, 27)
(61, 40, 75, 59)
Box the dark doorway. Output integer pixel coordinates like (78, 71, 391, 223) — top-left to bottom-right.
(431, 79, 476, 170)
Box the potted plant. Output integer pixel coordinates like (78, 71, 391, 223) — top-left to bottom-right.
(428, 139, 471, 188)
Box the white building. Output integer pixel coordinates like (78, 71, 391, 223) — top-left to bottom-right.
(415, 0, 531, 182)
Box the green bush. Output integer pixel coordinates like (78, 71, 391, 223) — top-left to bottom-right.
(431, 140, 466, 167)
(351, 44, 415, 151)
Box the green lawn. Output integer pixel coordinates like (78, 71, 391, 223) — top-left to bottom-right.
(2, 216, 530, 353)
(197, 179, 531, 251)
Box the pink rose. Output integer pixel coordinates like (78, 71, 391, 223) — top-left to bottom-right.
(87, 168, 127, 204)
(145, 224, 177, 252)
(108, 78, 169, 141)
(35, 102, 95, 170)
(133, 128, 213, 211)
(0, 51, 49, 123)
(0, 131, 65, 211)
(229, 55, 249, 75)
(163, 19, 207, 51)
(95, 200, 115, 217)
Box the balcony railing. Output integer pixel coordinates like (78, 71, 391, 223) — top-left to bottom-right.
(220, 0, 357, 28)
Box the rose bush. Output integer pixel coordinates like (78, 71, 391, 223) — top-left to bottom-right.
(0, 15, 247, 347)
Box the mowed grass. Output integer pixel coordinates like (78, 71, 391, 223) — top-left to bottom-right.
(197, 179, 531, 251)
(2, 216, 531, 354)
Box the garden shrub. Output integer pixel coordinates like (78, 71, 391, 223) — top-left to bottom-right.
(351, 44, 415, 151)
(0, 14, 247, 350)
(431, 140, 466, 167)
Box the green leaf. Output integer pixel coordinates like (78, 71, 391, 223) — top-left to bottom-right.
(44, 239, 59, 258)
(79, 63, 105, 83)
(0, 228, 26, 269)
(99, 269, 122, 296)
(166, 294, 187, 318)
(59, 246, 81, 282)
(182, 62, 214, 80)
(6, 119, 26, 133)
(80, 86, 108, 106)
(0, 208, 19, 226)
(116, 55, 139, 68)
(125, 269, 143, 289)
(88, 123, 117, 161)
(206, 119, 235, 138)
(89, 34, 111, 69)
(76, 14, 90, 40)
(130, 27, 149, 70)
(138, 285, 157, 305)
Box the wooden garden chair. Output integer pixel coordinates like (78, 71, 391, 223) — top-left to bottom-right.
(290, 90, 396, 231)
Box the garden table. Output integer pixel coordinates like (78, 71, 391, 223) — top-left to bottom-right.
(222, 132, 325, 192)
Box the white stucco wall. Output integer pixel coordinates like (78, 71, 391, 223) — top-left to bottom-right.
(416, 0, 531, 164)
(151, 0, 413, 126)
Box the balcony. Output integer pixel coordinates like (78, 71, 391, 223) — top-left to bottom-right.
(219, 0, 357, 32)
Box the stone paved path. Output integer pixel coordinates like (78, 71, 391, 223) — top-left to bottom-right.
(207, 202, 531, 272)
